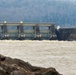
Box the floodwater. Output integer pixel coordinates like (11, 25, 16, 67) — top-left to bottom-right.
(0, 40, 76, 75)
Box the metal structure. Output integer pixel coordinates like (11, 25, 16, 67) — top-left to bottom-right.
(0, 22, 76, 41)
(56, 27, 76, 41)
(0, 22, 57, 40)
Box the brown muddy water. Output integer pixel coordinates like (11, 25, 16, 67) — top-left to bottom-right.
(0, 40, 76, 75)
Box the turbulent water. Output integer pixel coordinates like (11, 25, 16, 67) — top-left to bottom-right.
(0, 40, 76, 75)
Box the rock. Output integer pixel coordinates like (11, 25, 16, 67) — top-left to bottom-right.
(0, 67, 6, 75)
(11, 70, 35, 75)
(0, 54, 62, 75)
(10, 70, 25, 75)
(35, 67, 62, 75)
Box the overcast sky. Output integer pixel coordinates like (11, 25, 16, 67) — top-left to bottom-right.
(0, 0, 76, 25)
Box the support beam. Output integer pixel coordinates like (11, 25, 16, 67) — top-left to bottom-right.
(1, 22, 9, 39)
(33, 24, 41, 40)
(17, 23, 25, 40)
(49, 25, 57, 40)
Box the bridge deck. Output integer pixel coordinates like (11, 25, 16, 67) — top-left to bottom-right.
(0, 22, 55, 26)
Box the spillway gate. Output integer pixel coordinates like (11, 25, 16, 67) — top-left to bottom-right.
(0, 22, 57, 40)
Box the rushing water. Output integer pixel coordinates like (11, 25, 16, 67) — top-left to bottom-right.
(0, 40, 76, 75)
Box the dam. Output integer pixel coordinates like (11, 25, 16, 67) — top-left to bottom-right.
(0, 21, 57, 40)
(0, 21, 76, 40)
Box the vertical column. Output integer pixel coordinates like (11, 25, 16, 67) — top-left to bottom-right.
(48, 24, 57, 40)
(56, 26, 61, 40)
(33, 24, 41, 40)
(17, 21, 25, 40)
(1, 21, 9, 39)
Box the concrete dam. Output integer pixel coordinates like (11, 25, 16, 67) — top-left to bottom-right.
(0, 21, 76, 40)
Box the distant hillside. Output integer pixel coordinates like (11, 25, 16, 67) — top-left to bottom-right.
(0, 0, 76, 27)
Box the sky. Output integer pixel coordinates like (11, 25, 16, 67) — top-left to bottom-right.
(0, 0, 76, 26)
